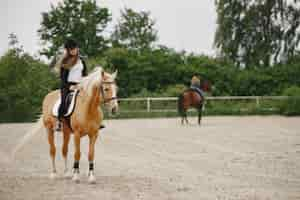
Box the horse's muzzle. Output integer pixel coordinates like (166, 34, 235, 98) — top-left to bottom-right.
(111, 106, 118, 115)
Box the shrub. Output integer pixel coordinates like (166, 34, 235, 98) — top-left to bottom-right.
(0, 50, 57, 122)
(280, 86, 300, 116)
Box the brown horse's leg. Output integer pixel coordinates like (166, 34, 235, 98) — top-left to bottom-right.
(181, 109, 188, 125)
(184, 109, 189, 124)
(198, 104, 203, 125)
(62, 123, 71, 177)
(72, 132, 81, 182)
(88, 132, 98, 184)
(47, 128, 57, 178)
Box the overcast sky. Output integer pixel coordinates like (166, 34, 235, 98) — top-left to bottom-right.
(0, 0, 216, 57)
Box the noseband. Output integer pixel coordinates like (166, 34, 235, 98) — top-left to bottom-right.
(100, 81, 118, 104)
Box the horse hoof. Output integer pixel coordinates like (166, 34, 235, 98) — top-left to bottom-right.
(64, 171, 72, 179)
(72, 173, 80, 183)
(88, 175, 96, 184)
(49, 172, 57, 179)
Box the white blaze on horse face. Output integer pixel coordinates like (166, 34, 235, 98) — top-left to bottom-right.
(110, 83, 118, 113)
(107, 79, 118, 114)
(102, 72, 118, 114)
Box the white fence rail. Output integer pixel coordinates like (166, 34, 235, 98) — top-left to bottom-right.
(118, 96, 288, 113)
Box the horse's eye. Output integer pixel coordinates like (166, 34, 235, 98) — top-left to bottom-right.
(104, 88, 109, 92)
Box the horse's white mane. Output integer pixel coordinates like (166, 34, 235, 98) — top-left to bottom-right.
(79, 66, 103, 96)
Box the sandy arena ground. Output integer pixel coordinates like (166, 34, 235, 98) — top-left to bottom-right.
(0, 116, 300, 200)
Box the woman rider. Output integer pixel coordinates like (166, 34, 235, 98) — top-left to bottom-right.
(53, 39, 87, 130)
(190, 75, 205, 98)
(53, 39, 105, 130)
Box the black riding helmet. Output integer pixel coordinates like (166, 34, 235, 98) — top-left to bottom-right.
(64, 39, 78, 49)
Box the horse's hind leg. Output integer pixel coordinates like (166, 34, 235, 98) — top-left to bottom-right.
(72, 132, 81, 183)
(62, 124, 71, 178)
(198, 104, 203, 125)
(87, 132, 98, 184)
(47, 128, 57, 179)
(184, 111, 189, 124)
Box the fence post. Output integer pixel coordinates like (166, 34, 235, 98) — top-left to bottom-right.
(147, 98, 151, 112)
(256, 96, 260, 108)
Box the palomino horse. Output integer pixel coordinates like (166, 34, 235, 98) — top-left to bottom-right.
(14, 67, 118, 184)
(45, 67, 118, 183)
(177, 80, 210, 125)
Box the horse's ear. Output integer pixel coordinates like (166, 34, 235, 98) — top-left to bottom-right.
(112, 70, 118, 79)
(101, 70, 105, 78)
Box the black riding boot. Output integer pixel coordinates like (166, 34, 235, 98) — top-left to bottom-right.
(56, 86, 69, 131)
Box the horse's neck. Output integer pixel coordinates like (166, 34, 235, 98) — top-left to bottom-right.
(80, 85, 101, 116)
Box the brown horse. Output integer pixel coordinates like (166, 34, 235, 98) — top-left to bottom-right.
(177, 80, 210, 125)
(13, 67, 118, 184)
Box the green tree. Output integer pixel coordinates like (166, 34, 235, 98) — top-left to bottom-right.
(38, 0, 111, 58)
(214, 0, 300, 67)
(0, 35, 57, 122)
(112, 8, 158, 51)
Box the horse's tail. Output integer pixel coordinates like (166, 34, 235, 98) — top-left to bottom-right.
(177, 93, 184, 116)
(12, 115, 44, 159)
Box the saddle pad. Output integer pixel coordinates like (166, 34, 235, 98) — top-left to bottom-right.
(52, 90, 79, 117)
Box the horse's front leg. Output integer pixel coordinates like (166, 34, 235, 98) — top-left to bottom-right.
(47, 128, 57, 179)
(72, 132, 81, 183)
(88, 132, 98, 184)
(62, 124, 71, 178)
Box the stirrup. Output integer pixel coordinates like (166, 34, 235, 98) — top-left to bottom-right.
(55, 121, 62, 132)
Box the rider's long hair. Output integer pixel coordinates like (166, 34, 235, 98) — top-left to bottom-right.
(61, 39, 79, 69)
(61, 50, 79, 69)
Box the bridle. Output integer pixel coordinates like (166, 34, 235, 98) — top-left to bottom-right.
(100, 80, 118, 104)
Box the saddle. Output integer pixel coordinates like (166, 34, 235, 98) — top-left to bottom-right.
(190, 86, 205, 99)
(52, 90, 79, 117)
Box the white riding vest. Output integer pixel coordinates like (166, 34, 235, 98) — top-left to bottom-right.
(68, 59, 84, 83)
